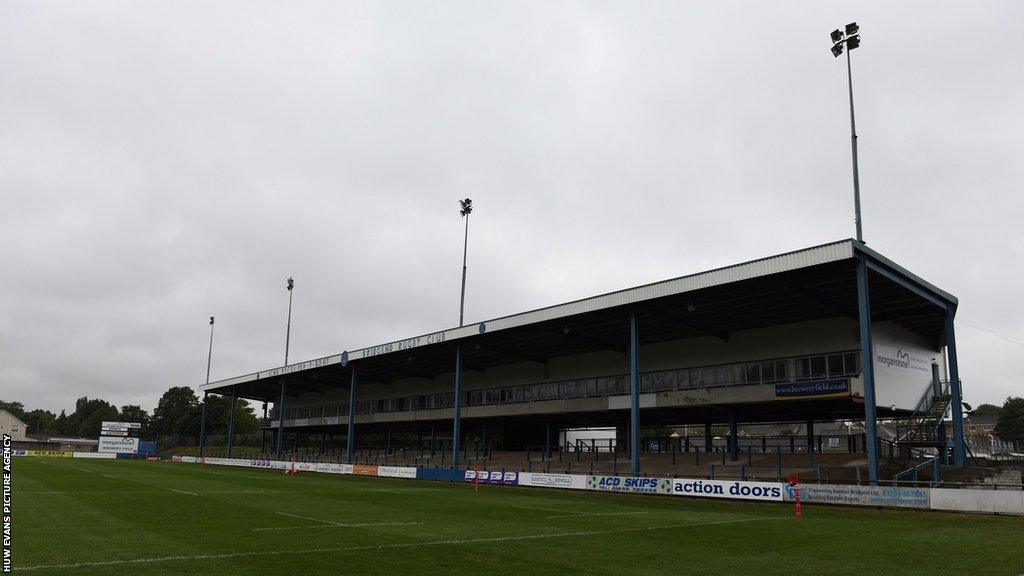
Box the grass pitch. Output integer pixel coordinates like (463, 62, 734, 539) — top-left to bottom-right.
(12, 457, 1024, 575)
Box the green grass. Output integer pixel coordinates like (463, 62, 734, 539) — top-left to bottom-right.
(12, 457, 1024, 575)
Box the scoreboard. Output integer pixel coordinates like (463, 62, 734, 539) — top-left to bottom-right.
(98, 421, 142, 454)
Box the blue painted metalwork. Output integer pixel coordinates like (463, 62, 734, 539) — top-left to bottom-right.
(545, 421, 552, 460)
(629, 309, 640, 475)
(346, 367, 357, 463)
(198, 392, 208, 458)
(729, 413, 738, 461)
(276, 380, 286, 458)
(806, 419, 814, 458)
(945, 304, 965, 467)
(226, 389, 236, 458)
(864, 257, 948, 309)
(453, 343, 464, 468)
(856, 256, 880, 484)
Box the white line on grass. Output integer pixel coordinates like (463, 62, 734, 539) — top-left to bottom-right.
(510, 504, 567, 513)
(101, 474, 117, 479)
(169, 489, 198, 496)
(251, 522, 423, 532)
(545, 511, 649, 519)
(17, 517, 777, 572)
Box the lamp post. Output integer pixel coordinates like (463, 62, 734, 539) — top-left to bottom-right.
(830, 22, 864, 243)
(199, 316, 215, 459)
(458, 198, 472, 327)
(285, 277, 294, 365)
(205, 316, 215, 385)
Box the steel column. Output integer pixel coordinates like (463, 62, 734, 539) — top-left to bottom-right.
(226, 389, 237, 458)
(946, 305, 966, 467)
(856, 257, 880, 484)
(729, 413, 738, 461)
(704, 421, 713, 452)
(453, 343, 464, 468)
(629, 309, 640, 475)
(276, 380, 287, 458)
(545, 421, 552, 459)
(346, 367, 357, 463)
(806, 419, 815, 457)
(198, 392, 208, 458)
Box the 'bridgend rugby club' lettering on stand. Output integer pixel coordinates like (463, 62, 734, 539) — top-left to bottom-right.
(362, 331, 448, 359)
(774, 378, 850, 400)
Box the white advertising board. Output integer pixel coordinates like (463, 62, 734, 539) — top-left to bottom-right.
(671, 478, 784, 501)
(518, 472, 588, 490)
(872, 322, 940, 410)
(787, 483, 929, 509)
(98, 436, 139, 454)
(378, 466, 417, 479)
(316, 463, 354, 475)
(72, 452, 116, 459)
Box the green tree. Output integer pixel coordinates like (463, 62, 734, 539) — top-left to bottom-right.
(118, 405, 151, 436)
(995, 397, 1024, 443)
(971, 403, 1002, 418)
(22, 409, 58, 437)
(152, 387, 199, 436)
(72, 397, 119, 438)
(0, 400, 26, 420)
(195, 395, 259, 436)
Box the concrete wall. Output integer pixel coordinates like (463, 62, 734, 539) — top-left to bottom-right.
(931, 488, 1024, 515)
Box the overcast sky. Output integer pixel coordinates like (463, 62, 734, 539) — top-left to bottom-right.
(2, 2, 1021, 416)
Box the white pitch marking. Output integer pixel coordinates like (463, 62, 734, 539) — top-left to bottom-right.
(102, 474, 117, 479)
(17, 517, 776, 572)
(275, 512, 347, 526)
(78, 468, 94, 473)
(546, 511, 649, 519)
(511, 504, 567, 513)
(169, 489, 198, 496)
(251, 521, 423, 532)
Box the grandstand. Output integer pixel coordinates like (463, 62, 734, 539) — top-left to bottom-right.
(198, 239, 969, 485)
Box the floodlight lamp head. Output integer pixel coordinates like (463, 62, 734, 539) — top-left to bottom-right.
(830, 29, 844, 44)
(831, 43, 844, 58)
(210, 316, 215, 325)
(459, 198, 473, 217)
(845, 22, 859, 36)
(287, 277, 294, 291)
(846, 35, 860, 50)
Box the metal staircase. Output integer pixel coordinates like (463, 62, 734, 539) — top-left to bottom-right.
(892, 380, 952, 484)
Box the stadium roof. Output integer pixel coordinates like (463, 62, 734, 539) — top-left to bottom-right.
(201, 239, 957, 401)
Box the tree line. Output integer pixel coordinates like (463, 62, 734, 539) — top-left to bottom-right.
(3, 392, 1023, 444)
(1, 387, 260, 440)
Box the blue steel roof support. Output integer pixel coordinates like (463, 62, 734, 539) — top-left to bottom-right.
(945, 306, 966, 467)
(346, 368, 357, 463)
(276, 381, 286, 458)
(629, 309, 640, 476)
(856, 256, 880, 484)
(452, 343, 464, 469)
